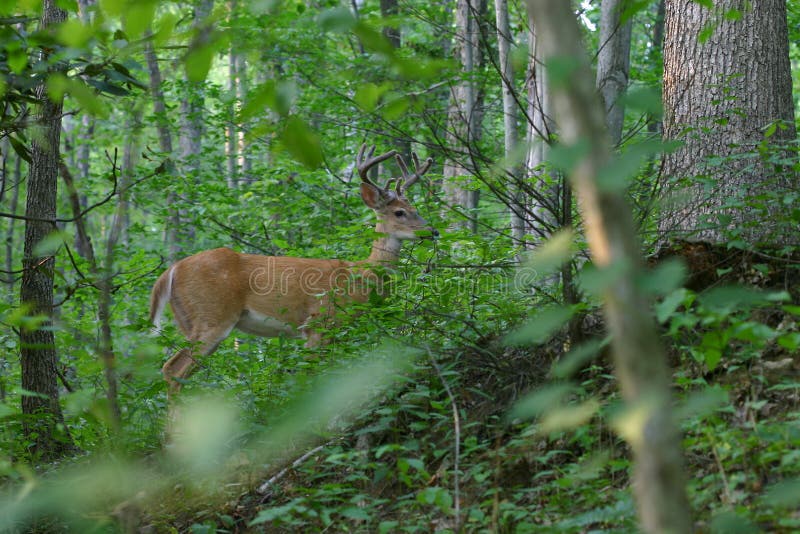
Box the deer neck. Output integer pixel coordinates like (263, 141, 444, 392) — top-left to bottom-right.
(366, 234, 403, 266)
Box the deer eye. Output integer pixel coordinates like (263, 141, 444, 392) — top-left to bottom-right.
(394, 210, 406, 217)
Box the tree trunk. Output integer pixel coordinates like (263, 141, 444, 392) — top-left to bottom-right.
(61, 163, 122, 432)
(380, 0, 400, 49)
(443, 0, 485, 233)
(525, 1, 692, 532)
(524, 12, 557, 242)
(660, 0, 796, 244)
(144, 32, 180, 261)
(596, 0, 632, 146)
(226, 37, 239, 189)
(647, 0, 665, 137)
(20, 0, 74, 460)
(3, 143, 21, 299)
(494, 0, 525, 251)
(175, 0, 213, 254)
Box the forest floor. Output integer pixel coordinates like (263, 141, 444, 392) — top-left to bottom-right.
(123, 242, 800, 532)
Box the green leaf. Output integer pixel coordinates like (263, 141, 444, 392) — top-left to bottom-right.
(638, 258, 687, 296)
(340, 507, 371, 521)
(698, 285, 768, 313)
(353, 22, 394, 56)
(578, 259, 631, 296)
(540, 399, 599, 433)
(698, 22, 715, 43)
(723, 8, 742, 21)
(240, 80, 295, 120)
(509, 383, 574, 420)
(280, 116, 323, 169)
(124, 0, 157, 38)
(416, 487, 452, 511)
(762, 478, 800, 508)
(505, 305, 573, 346)
(548, 139, 590, 174)
(32, 230, 69, 257)
(655, 288, 692, 324)
(0, 403, 15, 419)
(380, 95, 408, 120)
(709, 511, 758, 534)
(318, 7, 356, 33)
(99, 0, 125, 17)
(354, 82, 381, 112)
(545, 55, 582, 88)
(597, 139, 666, 192)
(777, 333, 800, 351)
(730, 321, 775, 343)
(153, 12, 179, 46)
(521, 228, 574, 281)
(56, 19, 93, 48)
(621, 86, 662, 117)
(66, 78, 107, 117)
(675, 385, 728, 420)
(699, 330, 727, 371)
(7, 48, 28, 74)
(184, 42, 215, 83)
(551, 339, 604, 379)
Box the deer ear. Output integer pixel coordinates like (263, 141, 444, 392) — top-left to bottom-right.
(360, 182, 389, 209)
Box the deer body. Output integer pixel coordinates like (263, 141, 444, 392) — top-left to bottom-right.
(150, 146, 435, 396)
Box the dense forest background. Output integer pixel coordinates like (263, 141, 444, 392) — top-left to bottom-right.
(1, 0, 800, 531)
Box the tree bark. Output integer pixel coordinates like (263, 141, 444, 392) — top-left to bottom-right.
(226, 35, 239, 189)
(647, 0, 665, 137)
(61, 162, 122, 432)
(3, 142, 21, 298)
(20, 0, 74, 460)
(660, 0, 797, 244)
(379, 0, 400, 49)
(494, 0, 525, 250)
(175, 0, 213, 254)
(443, 0, 485, 233)
(525, 1, 692, 532)
(524, 10, 557, 241)
(144, 32, 180, 261)
(596, 0, 633, 146)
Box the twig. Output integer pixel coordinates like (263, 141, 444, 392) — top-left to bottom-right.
(707, 429, 733, 506)
(427, 347, 461, 531)
(257, 443, 329, 495)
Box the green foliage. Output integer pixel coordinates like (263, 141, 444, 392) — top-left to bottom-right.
(1, 0, 799, 531)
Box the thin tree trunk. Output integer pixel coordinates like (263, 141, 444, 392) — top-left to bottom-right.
(20, 0, 74, 460)
(596, 0, 633, 146)
(494, 0, 525, 250)
(60, 163, 122, 432)
(380, 0, 400, 48)
(235, 52, 250, 180)
(647, 0, 665, 137)
(120, 106, 143, 246)
(525, 1, 692, 532)
(226, 40, 238, 189)
(524, 11, 557, 241)
(176, 0, 213, 252)
(144, 33, 179, 261)
(443, 0, 484, 233)
(660, 0, 796, 244)
(4, 144, 21, 298)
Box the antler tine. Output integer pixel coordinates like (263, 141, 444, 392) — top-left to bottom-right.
(357, 143, 397, 187)
(396, 152, 433, 194)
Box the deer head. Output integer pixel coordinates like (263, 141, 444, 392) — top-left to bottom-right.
(356, 144, 437, 241)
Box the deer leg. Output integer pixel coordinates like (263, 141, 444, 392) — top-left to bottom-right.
(162, 347, 198, 399)
(162, 323, 234, 399)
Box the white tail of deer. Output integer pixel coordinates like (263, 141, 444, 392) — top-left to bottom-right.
(150, 145, 436, 397)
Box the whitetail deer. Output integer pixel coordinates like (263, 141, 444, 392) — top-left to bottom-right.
(150, 145, 436, 397)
